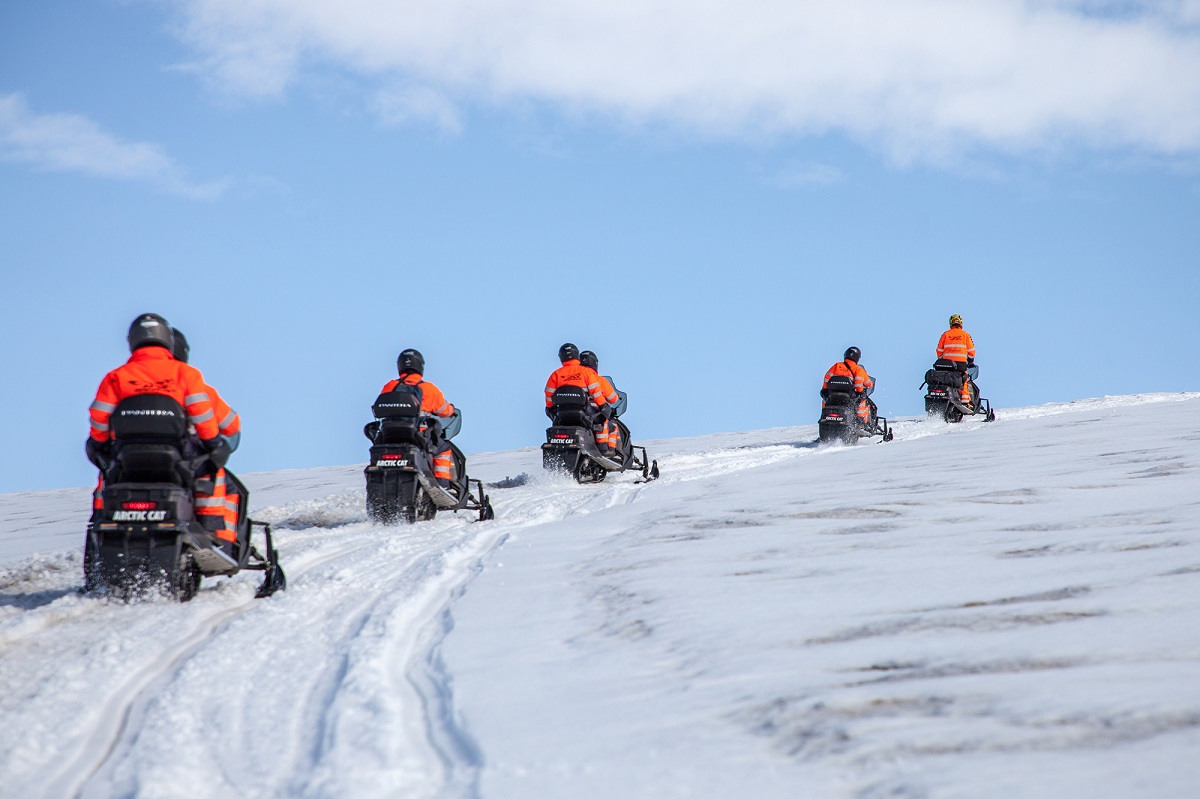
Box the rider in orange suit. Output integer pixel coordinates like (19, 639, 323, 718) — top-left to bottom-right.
(87, 314, 235, 541)
(172, 327, 242, 533)
(545, 343, 613, 452)
(579, 350, 621, 451)
(172, 328, 241, 447)
(380, 348, 458, 485)
(937, 314, 976, 403)
(823, 346, 875, 424)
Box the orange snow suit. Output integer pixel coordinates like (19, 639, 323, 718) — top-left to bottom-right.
(823, 360, 874, 423)
(545, 360, 613, 450)
(936, 326, 976, 401)
(594, 374, 620, 449)
(380, 373, 457, 483)
(88, 346, 236, 540)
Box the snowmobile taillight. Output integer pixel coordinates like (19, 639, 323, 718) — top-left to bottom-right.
(380, 454, 403, 460)
(121, 501, 158, 510)
(553, 434, 572, 440)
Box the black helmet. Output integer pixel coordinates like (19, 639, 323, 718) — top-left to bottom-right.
(127, 313, 174, 353)
(844, 346, 861, 363)
(397, 348, 425, 375)
(579, 350, 598, 370)
(558, 342, 580, 362)
(171, 327, 190, 363)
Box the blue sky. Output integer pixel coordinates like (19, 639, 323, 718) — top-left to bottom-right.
(2, 0, 1198, 493)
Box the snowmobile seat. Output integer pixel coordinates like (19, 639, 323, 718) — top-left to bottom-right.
(107, 395, 196, 486)
(550, 386, 591, 427)
(823, 375, 858, 404)
(926, 362, 965, 388)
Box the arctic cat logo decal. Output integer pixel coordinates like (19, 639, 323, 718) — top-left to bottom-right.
(374, 459, 411, 467)
(112, 510, 170, 521)
(119, 409, 178, 416)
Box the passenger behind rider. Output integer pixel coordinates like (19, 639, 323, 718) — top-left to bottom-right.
(822, 346, 875, 426)
(379, 348, 459, 488)
(544, 343, 614, 454)
(579, 350, 624, 452)
(936, 314, 977, 403)
(87, 314, 236, 544)
(171, 327, 243, 538)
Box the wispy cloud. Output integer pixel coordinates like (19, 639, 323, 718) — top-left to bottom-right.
(769, 161, 844, 189)
(169, 0, 1200, 161)
(0, 93, 228, 198)
(371, 85, 462, 134)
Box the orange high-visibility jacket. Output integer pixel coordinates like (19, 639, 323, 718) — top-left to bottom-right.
(937, 327, 976, 362)
(380, 373, 455, 417)
(595, 374, 619, 406)
(89, 346, 221, 443)
(209, 386, 241, 438)
(545, 360, 609, 408)
(824, 360, 874, 393)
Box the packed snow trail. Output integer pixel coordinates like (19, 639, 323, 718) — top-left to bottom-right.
(0, 417, 843, 799)
(0, 392, 1196, 798)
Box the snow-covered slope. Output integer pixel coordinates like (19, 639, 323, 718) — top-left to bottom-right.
(1, 394, 1198, 799)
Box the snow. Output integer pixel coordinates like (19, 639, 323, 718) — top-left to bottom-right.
(1, 393, 1199, 798)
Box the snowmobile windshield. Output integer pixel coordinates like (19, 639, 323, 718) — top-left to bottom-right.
(429, 409, 463, 441)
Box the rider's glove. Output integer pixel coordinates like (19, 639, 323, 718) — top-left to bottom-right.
(85, 438, 112, 470)
(967, 357, 975, 367)
(202, 436, 232, 470)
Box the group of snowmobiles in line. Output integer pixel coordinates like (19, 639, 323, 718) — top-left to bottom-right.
(81, 311, 987, 600)
(82, 316, 660, 602)
(818, 313, 996, 445)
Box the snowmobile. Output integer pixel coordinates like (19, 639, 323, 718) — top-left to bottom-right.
(363, 390, 495, 524)
(818, 375, 894, 444)
(84, 395, 286, 602)
(921, 359, 996, 423)
(541, 386, 659, 483)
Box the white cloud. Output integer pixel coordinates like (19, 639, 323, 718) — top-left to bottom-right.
(0, 93, 228, 198)
(371, 85, 462, 133)
(169, 0, 1200, 160)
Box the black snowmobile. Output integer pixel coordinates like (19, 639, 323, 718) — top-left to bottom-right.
(818, 375, 894, 444)
(541, 386, 659, 483)
(84, 395, 286, 602)
(363, 390, 494, 524)
(921, 359, 996, 423)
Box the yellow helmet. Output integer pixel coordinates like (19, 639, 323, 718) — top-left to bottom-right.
(949, 314, 963, 327)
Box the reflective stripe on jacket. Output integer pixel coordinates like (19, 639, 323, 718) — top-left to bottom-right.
(823, 360, 874, 393)
(544, 360, 608, 408)
(381, 373, 455, 417)
(89, 346, 221, 443)
(937, 328, 976, 362)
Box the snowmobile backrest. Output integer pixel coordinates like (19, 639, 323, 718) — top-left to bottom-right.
(373, 391, 421, 419)
(107, 396, 199, 486)
(933, 358, 965, 372)
(111, 395, 190, 443)
(550, 386, 591, 427)
(825, 375, 856, 395)
(551, 385, 589, 408)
